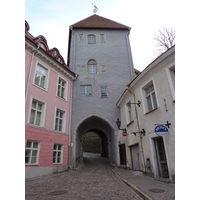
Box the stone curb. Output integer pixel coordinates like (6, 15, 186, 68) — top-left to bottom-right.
(111, 169, 153, 200)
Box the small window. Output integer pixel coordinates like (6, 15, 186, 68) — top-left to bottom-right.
(57, 77, 67, 99)
(88, 59, 97, 74)
(80, 85, 92, 96)
(126, 101, 133, 123)
(100, 86, 108, 97)
(145, 84, 158, 112)
(25, 140, 40, 164)
(88, 34, 96, 44)
(78, 34, 84, 42)
(100, 34, 105, 43)
(29, 99, 44, 126)
(57, 57, 63, 64)
(34, 64, 48, 89)
(39, 43, 46, 50)
(53, 144, 63, 164)
(55, 109, 65, 132)
(52, 50, 58, 57)
(101, 65, 106, 72)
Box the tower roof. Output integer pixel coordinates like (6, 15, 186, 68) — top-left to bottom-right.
(71, 14, 130, 30)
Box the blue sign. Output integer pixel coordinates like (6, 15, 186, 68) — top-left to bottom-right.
(155, 125, 168, 136)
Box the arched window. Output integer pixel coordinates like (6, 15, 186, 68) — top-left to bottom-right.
(88, 59, 97, 74)
(88, 34, 96, 44)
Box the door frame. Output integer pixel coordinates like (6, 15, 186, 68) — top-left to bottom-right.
(149, 133, 172, 180)
(130, 143, 142, 171)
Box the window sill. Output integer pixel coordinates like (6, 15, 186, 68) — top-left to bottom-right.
(126, 120, 134, 127)
(145, 107, 158, 115)
(33, 83, 48, 92)
(25, 164, 39, 166)
(53, 163, 63, 165)
(56, 95, 67, 102)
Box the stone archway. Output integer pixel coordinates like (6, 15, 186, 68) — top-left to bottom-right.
(73, 115, 116, 167)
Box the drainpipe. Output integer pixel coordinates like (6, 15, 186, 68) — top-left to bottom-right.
(126, 86, 146, 172)
(25, 44, 40, 103)
(126, 28, 134, 80)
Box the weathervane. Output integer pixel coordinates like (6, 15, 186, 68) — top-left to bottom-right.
(91, 3, 98, 13)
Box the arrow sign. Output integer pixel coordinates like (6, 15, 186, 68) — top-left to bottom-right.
(155, 125, 168, 136)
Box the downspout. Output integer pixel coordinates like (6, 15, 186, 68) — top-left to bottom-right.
(25, 44, 40, 103)
(126, 28, 135, 80)
(126, 86, 146, 173)
(69, 26, 76, 168)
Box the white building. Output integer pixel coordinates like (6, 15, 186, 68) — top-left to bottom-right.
(116, 46, 175, 182)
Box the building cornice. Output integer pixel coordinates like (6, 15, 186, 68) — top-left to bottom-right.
(25, 39, 77, 81)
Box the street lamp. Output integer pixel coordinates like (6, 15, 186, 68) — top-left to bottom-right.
(116, 118, 126, 132)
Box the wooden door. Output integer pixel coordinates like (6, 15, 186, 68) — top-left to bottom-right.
(131, 144, 142, 171)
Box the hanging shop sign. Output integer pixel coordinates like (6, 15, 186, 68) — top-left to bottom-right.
(155, 125, 168, 136)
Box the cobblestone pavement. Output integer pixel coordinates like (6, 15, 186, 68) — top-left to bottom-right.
(25, 153, 143, 200)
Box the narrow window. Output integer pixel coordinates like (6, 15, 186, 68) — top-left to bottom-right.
(57, 77, 66, 99)
(34, 64, 48, 89)
(29, 99, 44, 126)
(53, 144, 63, 164)
(80, 85, 92, 96)
(55, 109, 65, 132)
(100, 34, 105, 43)
(25, 141, 40, 164)
(101, 65, 106, 72)
(127, 101, 133, 122)
(79, 34, 83, 42)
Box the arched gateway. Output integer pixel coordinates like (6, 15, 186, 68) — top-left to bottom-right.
(73, 115, 116, 167)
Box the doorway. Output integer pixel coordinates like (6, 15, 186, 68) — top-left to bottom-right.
(154, 137, 169, 178)
(119, 144, 126, 165)
(130, 144, 142, 171)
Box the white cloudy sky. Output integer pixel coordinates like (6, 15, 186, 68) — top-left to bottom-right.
(25, 0, 175, 71)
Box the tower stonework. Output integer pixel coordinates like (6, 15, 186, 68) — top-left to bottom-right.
(67, 14, 134, 167)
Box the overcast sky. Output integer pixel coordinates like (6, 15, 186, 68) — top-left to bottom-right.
(25, 0, 175, 71)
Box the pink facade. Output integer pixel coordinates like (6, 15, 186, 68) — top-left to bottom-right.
(25, 21, 76, 178)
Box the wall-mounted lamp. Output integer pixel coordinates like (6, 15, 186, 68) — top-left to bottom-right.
(131, 129, 146, 136)
(116, 118, 126, 132)
(126, 100, 141, 107)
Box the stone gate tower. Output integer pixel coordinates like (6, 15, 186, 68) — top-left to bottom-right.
(67, 14, 134, 167)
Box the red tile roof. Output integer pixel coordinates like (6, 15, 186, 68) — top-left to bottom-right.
(71, 14, 130, 30)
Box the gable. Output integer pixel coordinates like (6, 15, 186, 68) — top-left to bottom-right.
(71, 14, 130, 30)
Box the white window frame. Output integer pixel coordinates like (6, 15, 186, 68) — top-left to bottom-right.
(87, 59, 97, 74)
(25, 140, 40, 165)
(80, 85, 92, 96)
(100, 86, 108, 98)
(53, 144, 63, 164)
(166, 64, 175, 101)
(125, 99, 134, 124)
(87, 34, 96, 44)
(56, 75, 68, 100)
(28, 96, 46, 127)
(33, 61, 50, 91)
(141, 79, 159, 114)
(100, 34, 106, 43)
(54, 107, 66, 132)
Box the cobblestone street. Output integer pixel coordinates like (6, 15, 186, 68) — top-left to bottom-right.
(25, 153, 142, 200)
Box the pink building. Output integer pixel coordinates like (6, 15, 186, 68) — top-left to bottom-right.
(25, 21, 77, 179)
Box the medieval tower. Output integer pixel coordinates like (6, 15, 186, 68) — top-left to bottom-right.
(67, 14, 134, 167)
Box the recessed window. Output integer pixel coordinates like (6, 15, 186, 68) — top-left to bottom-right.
(53, 144, 63, 164)
(145, 84, 158, 112)
(80, 85, 92, 96)
(126, 100, 133, 123)
(34, 64, 48, 89)
(57, 57, 63, 64)
(29, 99, 45, 126)
(166, 65, 175, 101)
(100, 86, 108, 97)
(52, 50, 58, 57)
(25, 140, 40, 165)
(39, 43, 46, 50)
(78, 34, 84, 42)
(57, 77, 67, 99)
(55, 109, 65, 132)
(101, 65, 106, 72)
(88, 59, 97, 74)
(88, 34, 96, 44)
(100, 34, 105, 43)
